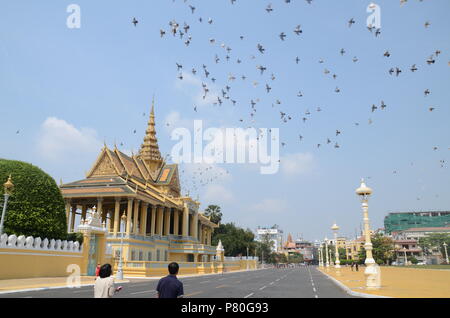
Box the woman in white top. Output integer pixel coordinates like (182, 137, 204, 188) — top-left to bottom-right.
(94, 264, 122, 298)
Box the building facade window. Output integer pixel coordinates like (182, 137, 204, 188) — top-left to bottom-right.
(156, 249, 160, 261)
(147, 251, 152, 261)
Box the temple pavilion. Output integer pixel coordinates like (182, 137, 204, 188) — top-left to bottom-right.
(59, 101, 218, 264)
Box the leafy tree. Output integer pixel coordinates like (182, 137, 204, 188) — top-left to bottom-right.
(287, 252, 304, 263)
(255, 233, 273, 263)
(357, 247, 366, 264)
(372, 233, 395, 264)
(212, 222, 256, 257)
(408, 256, 419, 265)
(418, 233, 450, 262)
(204, 205, 222, 224)
(0, 159, 67, 240)
(338, 247, 347, 261)
(357, 234, 395, 264)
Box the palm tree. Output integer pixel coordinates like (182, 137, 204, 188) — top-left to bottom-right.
(204, 205, 222, 224)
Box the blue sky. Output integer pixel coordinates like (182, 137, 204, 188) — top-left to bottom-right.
(1, 0, 449, 242)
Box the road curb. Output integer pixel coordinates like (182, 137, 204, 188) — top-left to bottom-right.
(316, 268, 391, 298)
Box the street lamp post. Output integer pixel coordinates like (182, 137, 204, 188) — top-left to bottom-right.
(319, 243, 323, 267)
(403, 248, 408, 266)
(329, 247, 333, 267)
(442, 242, 448, 264)
(355, 179, 381, 289)
(331, 223, 341, 269)
(247, 246, 249, 270)
(324, 237, 330, 268)
(261, 249, 264, 268)
(0, 175, 14, 236)
(116, 212, 127, 281)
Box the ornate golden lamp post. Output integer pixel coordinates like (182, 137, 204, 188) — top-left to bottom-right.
(324, 237, 330, 268)
(116, 212, 127, 280)
(442, 242, 448, 264)
(402, 247, 408, 266)
(319, 243, 323, 267)
(355, 178, 381, 289)
(331, 223, 341, 269)
(443, 242, 449, 264)
(0, 175, 14, 235)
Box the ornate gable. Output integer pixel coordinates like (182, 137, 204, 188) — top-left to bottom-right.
(167, 165, 181, 197)
(87, 148, 119, 177)
(156, 164, 181, 197)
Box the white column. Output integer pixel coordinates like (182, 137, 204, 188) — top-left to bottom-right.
(133, 200, 140, 235)
(113, 198, 120, 235)
(126, 198, 133, 235)
(182, 204, 189, 237)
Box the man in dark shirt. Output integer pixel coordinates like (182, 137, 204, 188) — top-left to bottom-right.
(156, 262, 184, 298)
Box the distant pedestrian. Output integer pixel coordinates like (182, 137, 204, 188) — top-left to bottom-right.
(94, 264, 122, 298)
(355, 262, 359, 271)
(351, 261, 355, 271)
(156, 262, 184, 298)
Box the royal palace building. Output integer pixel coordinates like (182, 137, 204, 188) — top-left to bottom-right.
(59, 102, 218, 271)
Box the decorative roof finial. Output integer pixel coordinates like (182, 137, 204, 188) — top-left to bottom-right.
(139, 97, 163, 170)
(151, 94, 155, 116)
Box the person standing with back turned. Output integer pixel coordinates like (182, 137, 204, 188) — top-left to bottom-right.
(156, 262, 184, 298)
(94, 264, 122, 298)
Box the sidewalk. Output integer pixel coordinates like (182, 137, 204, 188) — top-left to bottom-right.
(0, 276, 130, 294)
(319, 266, 450, 298)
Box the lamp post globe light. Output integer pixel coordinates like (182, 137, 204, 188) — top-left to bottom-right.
(355, 178, 381, 289)
(324, 237, 330, 268)
(443, 242, 449, 264)
(331, 223, 341, 269)
(0, 175, 14, 236)
(116, 212, 127, 281)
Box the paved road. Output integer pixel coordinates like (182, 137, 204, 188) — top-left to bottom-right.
(0, 266, 353, 298)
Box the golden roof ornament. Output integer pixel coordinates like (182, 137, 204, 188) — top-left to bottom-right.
(139, 97, 163, 170)
(4, 175, 14, 195)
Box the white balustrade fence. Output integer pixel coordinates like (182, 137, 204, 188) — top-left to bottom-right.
(0, 233, 82, 253)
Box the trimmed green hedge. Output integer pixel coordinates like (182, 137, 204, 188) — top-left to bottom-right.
(339, 259, 353, 265)
(0, 159, 67, 240)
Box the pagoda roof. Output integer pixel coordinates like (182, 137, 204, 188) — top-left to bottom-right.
(60, 101, 188, 209)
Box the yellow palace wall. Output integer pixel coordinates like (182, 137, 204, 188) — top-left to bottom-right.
(114, 259, 258, 277)
(0, 248, 83, 279)
(0, 246, 257, 279)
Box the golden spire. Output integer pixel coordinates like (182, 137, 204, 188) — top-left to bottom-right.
(287, 233, 293, 243)
(139, 97, 163, 171)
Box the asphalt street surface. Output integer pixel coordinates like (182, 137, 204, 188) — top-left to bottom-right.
(0, 266, 354, 298)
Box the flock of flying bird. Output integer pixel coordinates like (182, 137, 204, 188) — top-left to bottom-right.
(128, 1, 447, 199)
